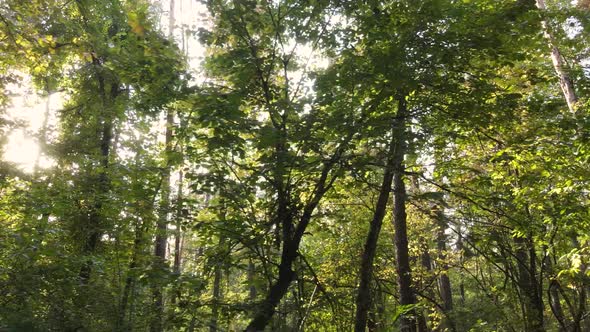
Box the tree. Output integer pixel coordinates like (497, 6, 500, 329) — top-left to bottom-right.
(0, 0, 589, 331)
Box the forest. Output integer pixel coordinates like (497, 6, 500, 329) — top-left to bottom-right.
(0, 0, 589, 331)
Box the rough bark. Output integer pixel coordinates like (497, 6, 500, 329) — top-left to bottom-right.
(354, 131, 397, 332)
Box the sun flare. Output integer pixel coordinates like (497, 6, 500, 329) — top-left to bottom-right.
(3, 130, 40, 172)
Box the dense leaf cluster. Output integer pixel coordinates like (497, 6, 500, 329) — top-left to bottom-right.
(0, 0, 588, 331)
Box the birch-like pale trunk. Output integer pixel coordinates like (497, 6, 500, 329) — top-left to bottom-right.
(535, 0, 578, 114)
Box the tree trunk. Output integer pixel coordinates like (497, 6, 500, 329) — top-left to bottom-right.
(569, 236, 589, 332)
(354, 130, 397, 332)
(245, 239, 298, 331)
(545, 251, 568, 331)
(79, 78, 118, 283)
(173, 169, 183, 276)
(245, 144, 340, 331)
(248, 260, 257, 301)
(514, 236, 545, 331)
(419, 244, 433, 332)
(150, 105, 173, 332)
(435, 207, 454, 332)
(211, 251, 222, 332)
(391, 95, 419, 332)
(118, 216, 147, 331)
(535, 0, 578, 114)
(150, 2, 176, 330)
(171, 167, 184, 305)
(245, 173, 335, 331)
(455, 228, 466, 305)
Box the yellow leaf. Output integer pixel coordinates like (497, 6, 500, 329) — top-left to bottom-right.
(572, 253, 582, 270)
(128, 12, 145, 36)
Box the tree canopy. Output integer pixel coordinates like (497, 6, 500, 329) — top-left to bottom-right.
(0, 0, 589, 331)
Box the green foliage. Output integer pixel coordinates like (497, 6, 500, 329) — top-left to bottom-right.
(0, 0, 589, 331)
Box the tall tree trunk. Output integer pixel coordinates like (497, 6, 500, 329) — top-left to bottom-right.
(73, 1, 119, 284)
(118, 216, 147, 332)
(245, 143, 341, 331)
(245, 172, 336, 330)
(535, 0, 578, 114)
(435, 207, 453, 331)
(150, 2, 175, 330)
(419, 243, 433, 332)
(151, 92, 173, 332)
(171, 167, 184, 305)
(248, 260, 257, 301)
(79, 77, 118, 283)
(514, 236, 545, 331)
(391, 95, 419, 332)
(455, 228, 466, 305)
(173, 169, 183, 276)
(354, 129, 397, 332)
(211, 248, 223, 332)
(245, 237, 297, 331)
(546, 255, 568, 331)
(569, 236, 589, 332)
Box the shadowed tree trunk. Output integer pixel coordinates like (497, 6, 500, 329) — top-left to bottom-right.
(244, 157, 342, 331)
(211, 241, 223, 332)
(546, 255, 568, 331)
(150, 1, 176, 330)
(118, 216, 147, 331)
(514, 235, 544, 332)
(73, 0, 120, 286)
(391, 94, 420, 332)
(434, 206, 453, 330)
(79, 78, 118, 283)
(248, 260, 257, 301)
(389, 95, 429, 332)
(455, 228, 466, 305)
(171, 166, 184, 305)
(354, 127, 397, 332)
(173, 169, 183, 277)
